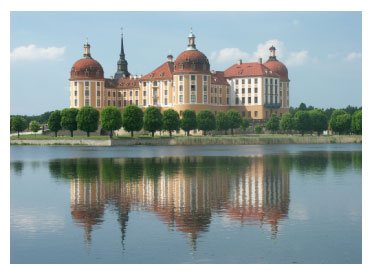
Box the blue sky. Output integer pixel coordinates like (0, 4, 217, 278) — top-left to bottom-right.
(10, 11, 362, 115)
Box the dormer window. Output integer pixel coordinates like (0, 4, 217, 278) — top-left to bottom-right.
(203, 64, 207, 70)
(179, 64, 184, 70)
(191, 63, 196, 70)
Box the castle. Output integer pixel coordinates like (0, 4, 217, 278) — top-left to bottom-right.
(69, 29, 290, 120)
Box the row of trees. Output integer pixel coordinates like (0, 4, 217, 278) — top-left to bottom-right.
(265, 108, 362, 135)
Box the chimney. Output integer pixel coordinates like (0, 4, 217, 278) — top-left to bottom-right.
(258, 58, 262, 64)
(237, 59, 242, 65)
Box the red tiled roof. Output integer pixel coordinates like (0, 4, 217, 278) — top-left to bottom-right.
(211, 71, 229, 86)
(140, 61, 174, 81)
(224, 62, 280, 78)
(263, 60, 289, 81)
(70, 58, 104, 79)
(173, 50, 211, 74)
(105, 77, 139, 89)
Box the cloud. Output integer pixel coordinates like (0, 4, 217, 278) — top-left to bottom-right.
(210, 48, 250, 63)
(345, 52, 361, 61)
(10, 44, 65, 61)
(252, 39, 285, 61)
(292, 19, 300, 25)
(285, 50, 309, 66)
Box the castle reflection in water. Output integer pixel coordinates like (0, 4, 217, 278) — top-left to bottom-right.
(56, 155, 290, 251)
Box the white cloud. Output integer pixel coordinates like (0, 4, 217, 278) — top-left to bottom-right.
(285, 50, 309, 66)
(210, 48, 250, 64)
(252, 39, 285, 61)
(292, 19, 300, 25)
(345, 52, 361, 61)
(10, 44, 65, 61)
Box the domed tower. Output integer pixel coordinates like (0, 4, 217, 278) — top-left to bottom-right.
(114, 28, 130, 79)
(264, 46, 290, 109)
(173, 28, 212, 112)
(69, 38, 105, 109)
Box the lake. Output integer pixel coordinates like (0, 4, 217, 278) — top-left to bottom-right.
(10, 144, 362, 264)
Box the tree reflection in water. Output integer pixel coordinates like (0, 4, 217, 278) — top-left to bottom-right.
(45, 151, 360, 252)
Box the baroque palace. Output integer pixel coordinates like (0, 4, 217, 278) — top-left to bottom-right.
(69, 29, 290, 119)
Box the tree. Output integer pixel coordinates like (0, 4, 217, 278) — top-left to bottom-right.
(197, 110, 216, 135)
(255, 125, 262, 134)
(309, 109, 328, 136)
(180, 109, 197, 136)
(29, 121, 40, 137)
(143, 107, 163, 137)
(280, 112, 295, 134)
(162, 109, 180, 137)
(294, 110, 312, 136)
(240, 118, 250, 132)
(101, 106, 122, 138)
(11, 116, 27, 137)
(61, 108, 79, 137)
(266, 113, 280, 133)
(48, 110, 62, 137)
(216, 112, 230, 134)
(76, 106, 99, 137)
(298, 102, 307, 111)
(122, 105, 143, 137)
(226, 109, 241, 135)
(329, 110, 351, 135)
(351, 109, 362, 134)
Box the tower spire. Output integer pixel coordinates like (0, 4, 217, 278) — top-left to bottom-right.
(268, 45, 277, 61)
(83, 37, 91, 58)
(187, 28, 197, 51)
(114, 28, 130, 79)
(120, 27, 124, 57)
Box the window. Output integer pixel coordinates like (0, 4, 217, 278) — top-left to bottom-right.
(143, 82, 146, 87)
(204, 76, 207, 82)
(271, 79, 273, 85)
(220, 87, 222, 94)
(204, 85, 207, 91)
(124, 91, 127, 97)
(235, 89, 239, 94)
(74, 90, 77, 96)
(164, 81, 168, 86)
(215, 97, 217, 103)
(179, 95, 183, 103)
(254, 88, 258, 93)
(179, 85, 183, 91)
(219, 97, 222, 104)
(113, 92, 116, 97)
(203, 64, 207, 70)
(204, 95, 208, 103)
(130, 100, 133, 105)
(108, 91, 110, 97)
(248, 111, 251, 117)
(85, 81, 89, 86)
(227, 97, 229, 105)
(191, 85, 196, 91)
(275, 80, 278, 85)
(242, 111, 245, 117)
(74, 100, 77, 106)
(164, 90, 168, 95)
(242, 97, 245, 104)
(235, 79, 239, 85)
(85, 90, 89, 96)
(97, 82, 100, 87)
(153, 81, 158, 86)
(136, 100, 139, 106)
(143, 91, 147, 97)
(143, 99, 146, 106)
(235, 97, 239, 105)
(74, 81, 77, 86)
(135, 91, 138, 96)
(118, 92, 121, 97)
(255, 78, 258, 84)
(97, 91, 100, 97)
(191, 64, 196, 70)
(255, 111, 258, 117)
(214, 87, 217, 93)
(108, 100, 110, 106)
(179, 64, 184, 70)
(130, 91, 132, 97)
(113, 101, 116, 106)
(179, 75, 183, 81)
(191, 75, 195, 81)
(242, 88, 245, 94)
(124, 100, 127, 106)
(255, 97, 258, 103)
(242, 79, 245, 84)
(248, 97, 251, 104)
(248, 88, 251, 93)
(164, 98, 168, 105)
(85, 99, 89, 106)
(118, 100, 121, 107)
(248, 79, 251, 84)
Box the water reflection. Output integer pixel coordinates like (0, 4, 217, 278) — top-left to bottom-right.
(45, 151, 361, 252)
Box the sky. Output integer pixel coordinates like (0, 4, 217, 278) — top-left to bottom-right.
(10, 11, 362, 115)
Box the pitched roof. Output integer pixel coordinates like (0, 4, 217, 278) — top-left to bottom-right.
(140, 61, 174, 81)
(105, 77, 139, 89)
(211, 71, 229, 86)
(224, 62, 280, 78)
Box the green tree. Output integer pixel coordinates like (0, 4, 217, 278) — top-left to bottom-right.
(101, 106, 122, 138)
(216, 112, 230, 134)
(298, 102, 307, 111)
(29, 120, 40, 137)
(266, 113, 280, 133)
(11, 116, 27, 137)
(48, 110, 62, 137)
(122, 105, 143, 137)
(180, 109, 197, 136)
(240, 118, 250, 132)
(280, 112, 295, 134)
(76, 106, 99, 137)
(226, 109, 241, 135)
(197, 110, 216, 135)
(61, 108, 79, 137)
(162, 109, 180, 137)
(143, 106, 163, 137)
(329, 110, 351, 135)
(255, 125, 262, 134)
(309, 109, 328, 136)
(294, 110, 312, 136)
(351, 109, 362, 134)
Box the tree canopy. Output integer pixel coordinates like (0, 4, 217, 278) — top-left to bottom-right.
(162, 109, 180, 137)
(280, 112, 295, 133)
(180, 109, 197, 136)
(329, 110, 351, 134)
(309, 109, 328, 135)
(48, 110, 62, 137)
(29, 120, 40, 136)
(101, 106, 122, 138)
(61, 108, 79, 137)
(351, 109, 362, 134)
(197, 110, 216, 135)
(122, 105, 143, 137)
(143, 107, 163, 137)
(76, 106, 99, 137)
(226, 109, 241, 135)
(11, 116, 27, 137)
(216, 112, 230, 133)
(266, 113, 280, 133)
(240, 118, 250, 132)
(294, 110, 312, 136)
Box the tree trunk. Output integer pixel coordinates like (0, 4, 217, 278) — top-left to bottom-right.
(152, 131, 154, 137)
(110, 130, 113, 139)
(231, 128, 234, 136)
(187, 131, 190, 136)
(169, 131, 172, 137)
(225, 130, 227, 135)
(203, 130, 206, 136)
(71, 130, 73, 137)
(131, 131, 134, 137)
(55, 131, 57, 137)
(87, 131, 90, 137)
(18, 131, 19, 138)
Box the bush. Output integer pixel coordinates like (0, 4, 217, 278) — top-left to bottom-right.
(240, 118, 250, 132)
(61, 108, 79, 137)
(255, 125, 262, 134)
(122, 105, 143, 137)
(180, 109, 197, 136)
(162, 109, 180, 137)
(143, 107, 163, 137)
(101, 106, 122, 138)
(226, 109, 241, 135)
(266, 113, 279, 133)
(11, 116, 27, 137)
(76, 106, 100, 137)
(48, 110, 62, 137)
(197, 110, 216, 135)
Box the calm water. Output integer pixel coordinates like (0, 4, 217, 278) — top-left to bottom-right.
(10, 144, 362, 264)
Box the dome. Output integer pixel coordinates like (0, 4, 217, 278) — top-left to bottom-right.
(70, 58, 104, 79)
(263, 60, 288, 81)
(174, 50, 210, 74)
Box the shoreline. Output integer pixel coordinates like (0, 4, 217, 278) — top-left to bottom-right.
(10, 135, 362, 146)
